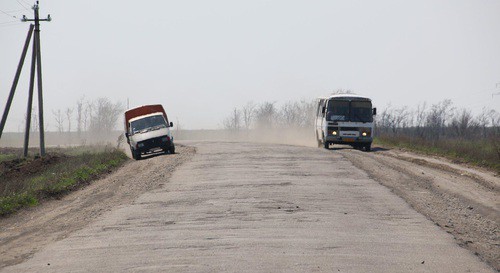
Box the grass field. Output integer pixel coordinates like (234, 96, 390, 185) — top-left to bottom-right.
(0, 146, 128, 216)
(375, 135, 500, 173)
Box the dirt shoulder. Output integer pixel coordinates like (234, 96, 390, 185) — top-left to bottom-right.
(337, 145, 499, 270)
(0, 145, 195, 268)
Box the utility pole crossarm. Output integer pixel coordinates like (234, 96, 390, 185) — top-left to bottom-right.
(21, 14, 51, 22)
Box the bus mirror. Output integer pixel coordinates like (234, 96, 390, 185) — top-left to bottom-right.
(321, 106, 326, 114)
(373, 108, 377, 116)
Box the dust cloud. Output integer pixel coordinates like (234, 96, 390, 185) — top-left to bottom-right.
(172, 128, 318, 148)
(0, 128, 317, 151)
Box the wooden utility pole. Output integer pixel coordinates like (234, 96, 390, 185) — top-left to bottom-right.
(0, 25, 34, 139)
(23, 24, 38, 157)
(0, 2, 50, 157)
(22, 1, 51, 156)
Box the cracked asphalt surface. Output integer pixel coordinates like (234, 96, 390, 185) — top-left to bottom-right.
(0, 142, 495, 272)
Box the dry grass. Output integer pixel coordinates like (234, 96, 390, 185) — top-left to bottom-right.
(0, 146, 128, 216)
(375, 135, 500, 173)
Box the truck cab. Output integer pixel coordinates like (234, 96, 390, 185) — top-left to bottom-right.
(124, 105, 175, 160)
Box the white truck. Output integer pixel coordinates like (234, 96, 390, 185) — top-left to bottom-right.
(315, 94, 376, 151)
(124, 104, 175, 160)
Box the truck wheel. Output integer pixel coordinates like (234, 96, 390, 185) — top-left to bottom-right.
(132, 149, 141, 160)
(169, 145, 175, 154)
(364, 144, 371, 152)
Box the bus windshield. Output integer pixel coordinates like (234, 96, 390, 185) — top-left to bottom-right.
(327, 99, 373, 122)
(130, 115, 167, 135)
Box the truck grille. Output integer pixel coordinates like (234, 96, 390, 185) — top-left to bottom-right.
(139, 136, 167, 150)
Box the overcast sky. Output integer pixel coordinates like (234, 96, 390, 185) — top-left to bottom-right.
(1, 0, 499, 131)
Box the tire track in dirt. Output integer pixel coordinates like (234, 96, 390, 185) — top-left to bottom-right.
(337, 147, 499, 270)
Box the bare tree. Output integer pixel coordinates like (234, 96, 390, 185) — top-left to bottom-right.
(299, 99, 317, 128)
(52, 109, 64, 133)
(425, 100, 454, 140)
(280, 101, 301, 127)
(83, 100, 93, 132)
(415, 102, 427, 138)
(88, 98, 124, 133)
(378, 104, 396, 134)
(450, 108, 477, 138)
(241, 102, 256, 130)
(254, 102, 277, 129)
(76, 96, 85, 135)
(223, 108, 242, 131)
(65, 107, 74, 133)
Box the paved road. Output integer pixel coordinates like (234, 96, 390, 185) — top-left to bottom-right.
(1, 142, 494, 272)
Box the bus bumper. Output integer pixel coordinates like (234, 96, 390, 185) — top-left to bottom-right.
(324, 136, 373, 145)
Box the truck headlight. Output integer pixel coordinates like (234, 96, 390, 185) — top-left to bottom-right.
(362, 132, 367, 137)
(138, 143, 144, 148)
(161, 136, 170, 142)
(332, 131, 337, 136)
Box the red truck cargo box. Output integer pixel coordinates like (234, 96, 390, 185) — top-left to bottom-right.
(124, 104, 169, 132)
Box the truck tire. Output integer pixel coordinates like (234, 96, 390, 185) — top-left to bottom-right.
(169, 145, 175, 154)
(132, 149, 141, 160)
(364, 144, 371, 152)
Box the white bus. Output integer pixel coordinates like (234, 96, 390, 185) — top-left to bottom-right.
(315, 94, 376, 151)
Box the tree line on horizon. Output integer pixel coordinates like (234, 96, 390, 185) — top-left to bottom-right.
(222, 100, 317, 131)
(377, 99, 500, 141)
(24, 97, 124, 135)
(222, 95, 500, 142)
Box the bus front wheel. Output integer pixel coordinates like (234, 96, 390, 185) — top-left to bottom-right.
(323, 141, 330, 150)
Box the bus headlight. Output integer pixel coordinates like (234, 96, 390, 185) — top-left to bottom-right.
(362, 132, 367, 137)
(332, 131, 337, 136)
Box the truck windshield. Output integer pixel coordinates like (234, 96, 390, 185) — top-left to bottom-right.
(327, 99, 373, 122)
(130, 115, 167, 134)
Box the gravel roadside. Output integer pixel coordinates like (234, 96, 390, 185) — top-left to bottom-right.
(338, 146, 499, 270)
(0, 145, 195, 268)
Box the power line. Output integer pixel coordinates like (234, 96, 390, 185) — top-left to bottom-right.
(15, 0, 31, 10)
(5, 8, 28, 13)
(0, 9, 19, 19)
(0, 20, 23, 28)
(0, 19, 20, 24)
